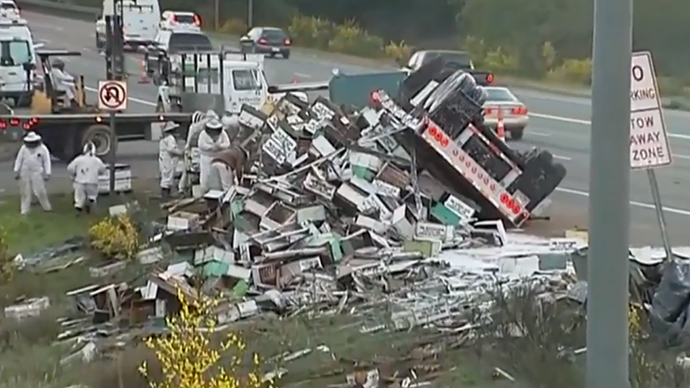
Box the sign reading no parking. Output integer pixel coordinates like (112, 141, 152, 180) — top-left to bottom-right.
(630, 52, 672, 169)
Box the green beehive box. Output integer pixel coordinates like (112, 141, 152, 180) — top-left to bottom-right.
(430, 202, 462, 226)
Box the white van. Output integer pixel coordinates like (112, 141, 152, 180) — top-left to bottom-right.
(0, 18, 37, 106)
(96, 0, 161, 51)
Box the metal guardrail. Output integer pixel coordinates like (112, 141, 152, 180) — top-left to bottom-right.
(17, 0, 99, 20)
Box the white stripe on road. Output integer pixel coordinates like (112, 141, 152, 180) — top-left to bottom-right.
(556, 187, 690, 217)
(530, 112, 690, 141)
(83, 85, 156, 107)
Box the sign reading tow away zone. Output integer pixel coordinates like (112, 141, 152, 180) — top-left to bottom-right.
(630, 51, 672, 169)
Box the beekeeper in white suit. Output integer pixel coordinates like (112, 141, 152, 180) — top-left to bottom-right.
(198, 118, 230, 194)
(178, 110, 217, 193)
(50, 59, 77, 105)
(67, 142, 106, 213)
(13, 132, 52, 215)
(158, 121, 183, 199)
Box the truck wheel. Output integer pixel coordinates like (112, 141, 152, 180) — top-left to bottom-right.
(81, 124, 117, 159)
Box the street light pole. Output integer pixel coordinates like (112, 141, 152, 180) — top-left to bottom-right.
(586, 0, 632, 386)
(247, 0, 253, 28)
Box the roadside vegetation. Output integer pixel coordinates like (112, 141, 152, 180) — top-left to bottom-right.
(59, 0, 690, 104)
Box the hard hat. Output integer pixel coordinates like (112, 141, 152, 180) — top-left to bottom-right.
(162, 121, 180, 132)
(205, 118, 223, 130)
(23, 132, 41, 142)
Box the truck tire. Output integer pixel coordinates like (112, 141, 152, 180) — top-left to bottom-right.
(81, 124, 117, 159)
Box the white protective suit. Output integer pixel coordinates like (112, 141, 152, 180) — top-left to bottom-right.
(13, 134, 52, 215)
(198, 121, 230, 194)
(178, 110, 216, 193)
(50, 67, 77, 101)
(159, 123, 183, 189)
(67, 143, 106, 211)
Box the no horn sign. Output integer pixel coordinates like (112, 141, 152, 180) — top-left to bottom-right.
(630, 52, 672, 169)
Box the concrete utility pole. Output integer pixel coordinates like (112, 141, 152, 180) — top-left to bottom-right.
(247, 0, 254, 28)
(587, 0, 632, 386)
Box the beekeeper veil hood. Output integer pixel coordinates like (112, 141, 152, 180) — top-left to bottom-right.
(23, 132, 41, 148)
(82, 142, 96, 156)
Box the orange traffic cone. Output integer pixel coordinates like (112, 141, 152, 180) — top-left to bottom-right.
(138, 60, 150, 84)
(496, 109, 506, 141)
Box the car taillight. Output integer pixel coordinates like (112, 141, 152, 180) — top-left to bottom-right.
(511, 106, 527, 115)
(284, 38, 291, 45)
(258, 38, 268, 44)
(193, 14, 201, 26)
(484, 107, 492, 115)
(486, 73, 494, 84)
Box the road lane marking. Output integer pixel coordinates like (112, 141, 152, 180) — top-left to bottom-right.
(556, 186, 690, 217)
(529, 130, 550, 137)
(83, 85, 156, 107)
(554, 155, 571, 161)
(530, 112, 690, 140)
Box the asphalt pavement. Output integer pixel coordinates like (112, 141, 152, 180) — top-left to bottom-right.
(7, 11, 690, 245)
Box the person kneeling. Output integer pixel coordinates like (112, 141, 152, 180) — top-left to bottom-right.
(210, 146, 247, 191)
(68, 142, 106, 214)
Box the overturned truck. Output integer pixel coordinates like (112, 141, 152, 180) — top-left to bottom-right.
(376, 59, 566, 227)
(234, 59, 566, 228)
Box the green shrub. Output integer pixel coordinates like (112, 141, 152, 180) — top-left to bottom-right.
(657, 76, 683, 96)
(541, 41, 556, 72)
(463, 36, 488, 68)
(218, 18, 247, 36)
(328, 20, 384, 58)
(483, 47, 519, 73)
(287, 15, 333, 49)
(547, 58, 592, 85)
(383, 41, 411, 65)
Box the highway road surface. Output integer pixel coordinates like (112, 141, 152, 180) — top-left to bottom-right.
(5, 11, 690, 245)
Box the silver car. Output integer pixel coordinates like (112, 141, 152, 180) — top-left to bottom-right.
(482, 86, 529, 140)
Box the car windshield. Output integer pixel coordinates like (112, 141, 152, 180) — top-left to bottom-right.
(232, 69, 259, 91)
(423, 51, 472, 67)
(169, 33, 212, 52)
(485, 88, 517, 102)
(0, 2, 17, 10)
(175, 14, 195, 24)
(0, 39, 30, 67)
(262, 29, 287, 40)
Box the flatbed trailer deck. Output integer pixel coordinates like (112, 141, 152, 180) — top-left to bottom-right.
(0, 112, 193, 161)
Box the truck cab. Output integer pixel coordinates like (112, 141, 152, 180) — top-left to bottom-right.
(154, 49, 325, 115)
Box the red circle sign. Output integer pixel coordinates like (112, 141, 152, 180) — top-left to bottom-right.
(99, 81, 126, 109)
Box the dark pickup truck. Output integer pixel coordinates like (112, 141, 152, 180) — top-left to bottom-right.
(403, 49, 494, 86)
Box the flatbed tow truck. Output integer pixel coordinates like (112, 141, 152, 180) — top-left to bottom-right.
(0, 49, 192, 161)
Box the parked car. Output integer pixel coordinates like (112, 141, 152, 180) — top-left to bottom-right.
(482, 86, 529, 140)
(239, 27, 291, 59)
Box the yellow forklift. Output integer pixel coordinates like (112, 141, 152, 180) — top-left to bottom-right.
(29, 50, 95, 114)
(0, 49, 193, 161)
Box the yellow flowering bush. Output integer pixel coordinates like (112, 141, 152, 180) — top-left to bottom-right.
(328, 20, 384, 58)
(139, 290, 269, 388)
(287, 15, 334, 50)
(89, 215, 140, 260)
(0, 226, 14, 282)
(383, 41, 411, 65)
